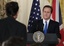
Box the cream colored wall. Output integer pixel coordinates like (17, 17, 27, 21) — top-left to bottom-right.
(11, 0, 28, 26)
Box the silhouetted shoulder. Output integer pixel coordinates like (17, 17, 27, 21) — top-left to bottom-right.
(0, 18, 7, 25)
(16, 21, 26, 27)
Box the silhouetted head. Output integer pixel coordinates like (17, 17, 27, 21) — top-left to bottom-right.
(2, 37, 26, 46)
(5, 1, 19, 19)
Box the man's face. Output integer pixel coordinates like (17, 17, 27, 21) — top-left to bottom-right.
(43, 7, 51, 20)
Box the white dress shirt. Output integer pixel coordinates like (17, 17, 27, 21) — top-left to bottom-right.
(43, 19, 50, 31)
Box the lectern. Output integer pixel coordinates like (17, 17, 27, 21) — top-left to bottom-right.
(27, 33, 58, 46)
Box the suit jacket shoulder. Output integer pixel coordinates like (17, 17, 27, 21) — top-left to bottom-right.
(50, 20, 59, 26)
(17, 21, 26, 28)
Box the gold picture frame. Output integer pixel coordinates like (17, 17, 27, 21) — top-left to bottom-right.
(0, 0, 11, 19)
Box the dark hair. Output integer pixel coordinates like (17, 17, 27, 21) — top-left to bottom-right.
(4, 37, 26, 46)
(5, 1, 19, 17)
(43, 5, 53, 13)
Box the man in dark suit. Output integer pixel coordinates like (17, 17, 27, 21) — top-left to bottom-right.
(0, 1, 27, 45)
(29, 5, 61, 46)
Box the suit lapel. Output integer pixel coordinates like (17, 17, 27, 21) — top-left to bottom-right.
(41, 19, 44, 33)
(47, 20, 52, 33)
(42, 19, 44, 33)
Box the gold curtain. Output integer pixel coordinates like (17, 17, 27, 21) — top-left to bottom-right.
(60, 0, 64, 27)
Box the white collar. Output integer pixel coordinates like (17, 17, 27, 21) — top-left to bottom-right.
(43, 19, 50, 28)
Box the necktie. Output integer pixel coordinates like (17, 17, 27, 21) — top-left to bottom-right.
(44, 21, 47, 34)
